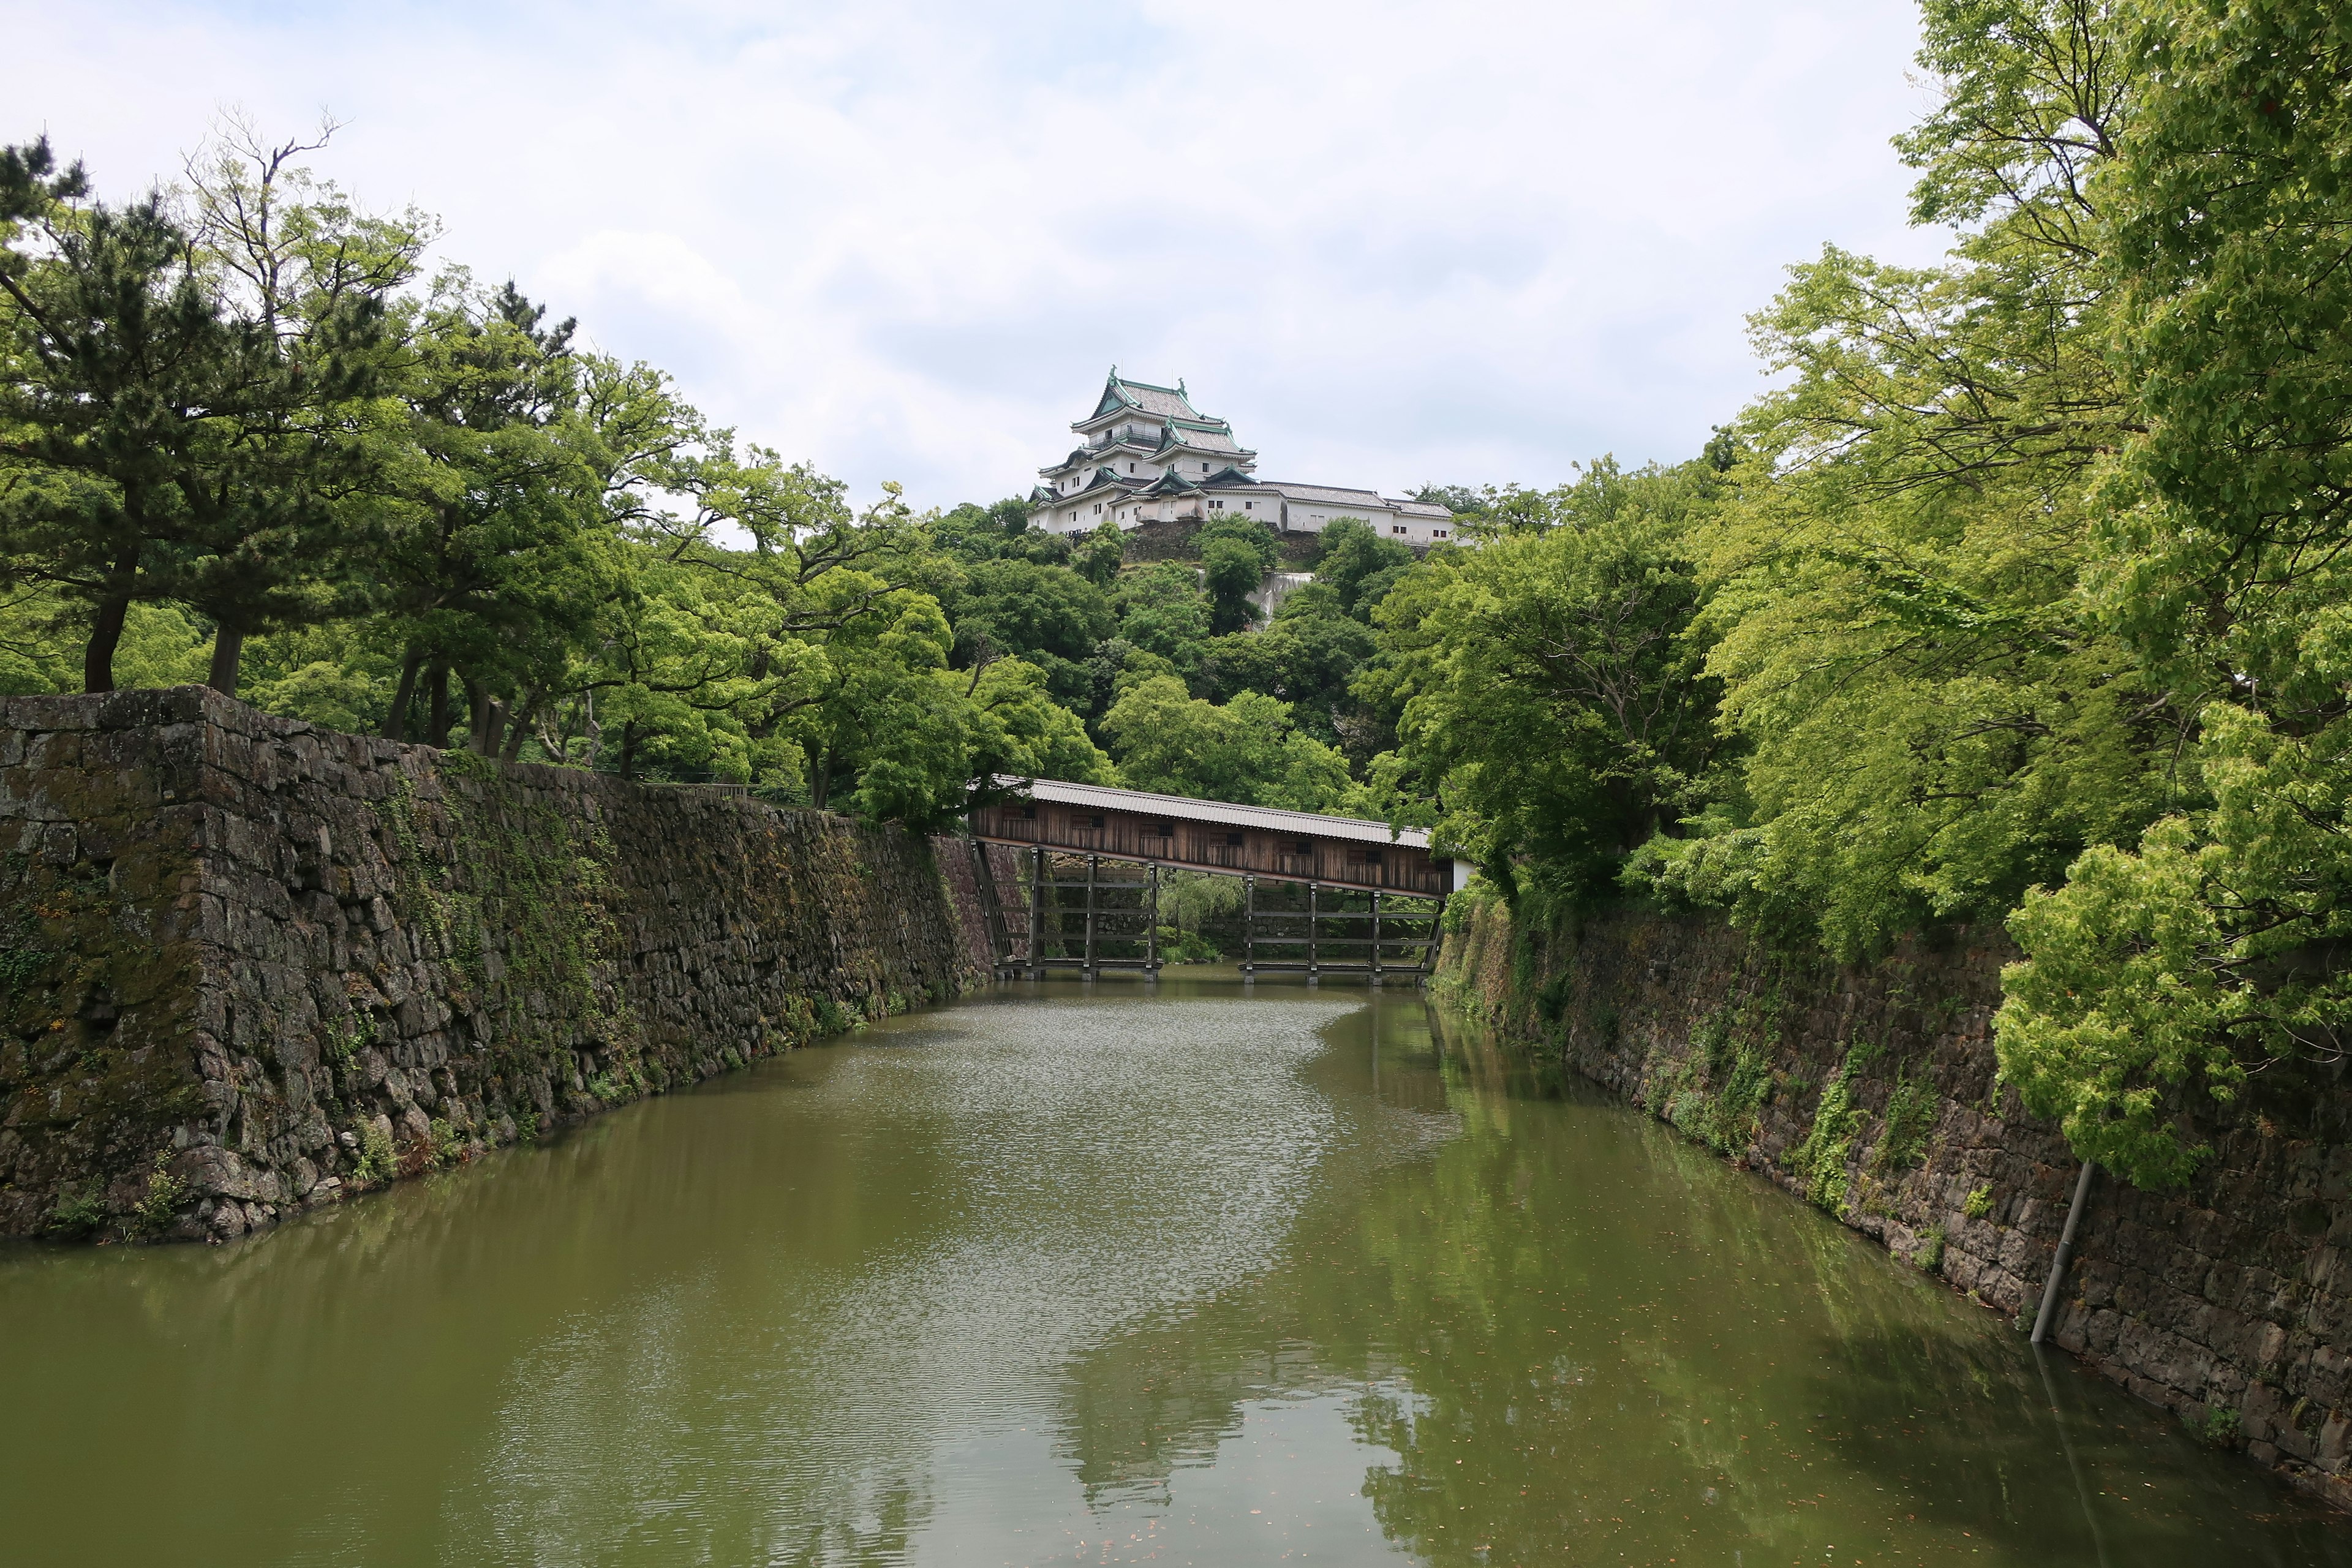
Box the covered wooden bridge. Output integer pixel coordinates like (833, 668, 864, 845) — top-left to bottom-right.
(965, 778, 1464, 982)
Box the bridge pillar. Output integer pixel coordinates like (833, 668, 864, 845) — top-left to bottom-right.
(1083, 855, 1099, 981)
(1146, 862, 1161, 979)
(1307, 881, 1319, 985)
(1242, 874, 1256, 979)
(1027, 846, 1045, 981)
(1371, 889, 1382, 987)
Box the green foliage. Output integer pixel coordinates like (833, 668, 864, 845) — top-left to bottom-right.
(1381, 458, 1730, 899)
(1917, 1224, 1947, 1273)
(1099, 675, 1355, 813)
(1872, 1068, 1940, 1172)
(1197, 514, 1278, 635)
(1312, 518, 1414, 620)
(2188, 1402, 2241, 1450)
(1788, 1050, 1872, 1215)
(129, 1153, 187, 1239)
(1649, 1004, 1775, 1158)
(1071, 521, 1126, 588)
(352, 1120, 395, 1186)
(1964, 1184, 1993, 1220)
(45, 1183, 106, 1238)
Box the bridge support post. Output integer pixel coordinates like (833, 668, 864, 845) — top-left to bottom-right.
(1242, 875, 1256, 979)
(1307, 881, 1319, 985)
(1027, 846, 1045, 980)
(1146, 862, 1161, 979)
(1371, 889, 1382, 987)
(1084, 854, 1099, 980)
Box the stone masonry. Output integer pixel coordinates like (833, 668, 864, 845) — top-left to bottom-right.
(0, 687, 1000, 1245)
(1438, 896, 2352, 1510)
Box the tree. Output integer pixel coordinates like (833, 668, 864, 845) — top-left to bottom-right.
(1114, 560, 1212, 668)
(1383, 461, 1728, 900)
(1991, 0, 2352, 1187)
(1312, 518, 1414, 620)
(1197, 513, 1278, 635)
(0, 136, 394, 692)
(1197, 586, 1377, 749)
(1099, 674, 1354, 813)
(175, 117, 427, 692)
(1072, 519, 1126, 587)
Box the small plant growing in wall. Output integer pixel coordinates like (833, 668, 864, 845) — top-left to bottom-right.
(1788, 1049, 1869, 1216)
(1916, 1224, 1946, 1273)
(428, 1118, 466, 1169)
(352, 1121, 396, 1186)
(1869, 1068, 1939, 1173)
(2188, 1402, 2241, 1449)
(1964, 1184, 1994, 1220)
(45, 1182, 107, 1239)
(129, 1153, 187, 1240)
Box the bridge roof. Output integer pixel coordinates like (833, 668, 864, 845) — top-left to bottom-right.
(998, 777, 1433, 851)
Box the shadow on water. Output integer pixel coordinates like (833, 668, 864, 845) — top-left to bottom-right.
(0, 965, 2344, 1565)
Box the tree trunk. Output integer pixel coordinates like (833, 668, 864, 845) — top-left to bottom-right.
(501, 689, 540, 763)
(581, 690, 601, 771)
(618, 720, 639, 781)
(810, 748, 832, 812)
(426, 664, 452, 748)
(82, 544, 140, 694)
(466, 679, 505, 757)
(384, 647, 425, 741)
(205, 624, 246, 697)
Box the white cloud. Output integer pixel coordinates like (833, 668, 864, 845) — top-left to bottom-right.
(4, 0, 1950, 507)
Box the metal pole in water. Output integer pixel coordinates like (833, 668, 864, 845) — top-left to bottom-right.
(2032, 1159, 2097, 1346)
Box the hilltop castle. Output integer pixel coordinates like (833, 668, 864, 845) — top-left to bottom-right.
(1027, 370, 1456, 546)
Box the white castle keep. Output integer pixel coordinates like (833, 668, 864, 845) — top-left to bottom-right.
(1027, 370, 1457, 546)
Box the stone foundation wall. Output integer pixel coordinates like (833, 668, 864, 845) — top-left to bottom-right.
(0, 687, 994, 1243)
(1436, 895, 2352, 1509)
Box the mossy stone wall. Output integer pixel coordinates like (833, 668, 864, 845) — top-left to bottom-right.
(0, 687, 990, 1245)
(1436, 895, 2352, 1510)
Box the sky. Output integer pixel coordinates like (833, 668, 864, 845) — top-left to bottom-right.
(9, 0, 1954, 512)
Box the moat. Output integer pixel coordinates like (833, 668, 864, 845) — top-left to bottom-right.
(1, 974, 2342, 1566)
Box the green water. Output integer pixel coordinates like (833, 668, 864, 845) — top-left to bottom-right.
(1, 974, 2342, 1566)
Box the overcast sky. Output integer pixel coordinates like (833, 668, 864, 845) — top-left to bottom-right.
(11, 0, 1951, 511)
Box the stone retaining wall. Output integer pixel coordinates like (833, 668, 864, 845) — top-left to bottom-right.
(1437, 895, 2352, 1509)
(0, 687, 995, 1243)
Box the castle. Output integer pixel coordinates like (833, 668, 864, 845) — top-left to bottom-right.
(1027, 370, 1457, 546)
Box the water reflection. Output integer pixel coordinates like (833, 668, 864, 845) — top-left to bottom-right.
(0, 971, 2341, 1565)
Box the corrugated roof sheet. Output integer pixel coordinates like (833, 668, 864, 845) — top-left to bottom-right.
(998, 776, 1433, 850)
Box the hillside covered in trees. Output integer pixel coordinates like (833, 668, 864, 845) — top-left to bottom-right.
(7, 0, 2352, 1192)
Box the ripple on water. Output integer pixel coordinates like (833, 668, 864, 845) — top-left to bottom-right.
(464, 992, 1366, 1561)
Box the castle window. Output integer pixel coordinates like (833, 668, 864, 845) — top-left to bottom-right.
(1433, 529, 1449, 539)
(1243, 501, 1253, 510)
(1392, 524, 1408, 535)
(1225, 831, 1245, 846)
(1152, 820, 1175, 837)
(1200, 462, 1210, 472)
